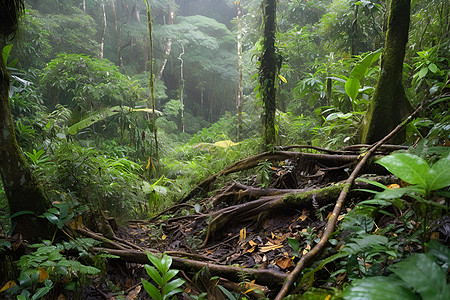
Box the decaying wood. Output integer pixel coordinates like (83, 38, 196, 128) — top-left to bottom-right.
(200, 175, 396, 247)
(89, 247, 288, 288)
(274, 106, 421, 300)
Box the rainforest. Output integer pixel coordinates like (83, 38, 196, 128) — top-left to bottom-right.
(0, 0, 449, 299)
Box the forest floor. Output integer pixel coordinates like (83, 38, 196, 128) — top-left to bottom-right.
(74, 142, 450, 300)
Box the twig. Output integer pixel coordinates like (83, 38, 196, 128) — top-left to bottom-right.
(274, 106, 422, 300)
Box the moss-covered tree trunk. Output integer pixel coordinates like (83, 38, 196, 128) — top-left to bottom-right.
(0, 0, 51, 241)
(260, 0, 277, 149)
(358, 0, 413, 144)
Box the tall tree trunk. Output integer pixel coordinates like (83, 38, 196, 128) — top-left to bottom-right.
(260, 0, 278, 149)
(157, 6, 175, 80)
(144, 0, 158, 166)
(236, 1, 244, 141)
(178, 42, 185, 133)
(110, 0, 123, 68)
(0, 1, 52, 241)
(98, 0, 106, 59)
(358, 0, 413, 144)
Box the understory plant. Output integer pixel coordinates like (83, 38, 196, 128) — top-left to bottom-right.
(141, 252, 185, 300)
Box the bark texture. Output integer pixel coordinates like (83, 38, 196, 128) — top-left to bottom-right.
(0, 0, 51, 241)
(358, 0, 413, 144)
(260, 0, 277, 149)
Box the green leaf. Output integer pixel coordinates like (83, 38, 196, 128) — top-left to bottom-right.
(390, 253, 450, 300)
(42, 212, 59, 225)
(288, 237, 300, 252)
(428, 63, 438, 73)
(418, 67, 428, 79)
(142, 278, 162, 300)
(345, 77, 360, 102)
(147, 252, 164, 274)
(349, 49, 382, 80)
(426, 240, 450, 269)
(10, 210, 37, 218)
(376, 153, 430, 187)
(162, 269, 179, 284)
(160, 253, 172, 274)
(342, 276, 420, 300)
(2, 44, 13, 64)
(144, 265, 163, 287)
(427, 154, 450, 191)
(217, 284, 238, 300)
(163, 278, 185, 299)
(374, 186, 425, 200)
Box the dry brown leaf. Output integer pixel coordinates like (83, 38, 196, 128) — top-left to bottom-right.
(259, 244, 283, 253)
(126, 285, 141, 299)
(275, 256, 294, 269)
(0, 281, 15, 292)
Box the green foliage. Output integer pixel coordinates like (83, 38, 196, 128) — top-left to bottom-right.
(342, 241, 450, 300)
(142, 252, 185, 300)
(376, 152, 450, 198)
(2, 238, 104, 299)
(40, 53, 139, 113)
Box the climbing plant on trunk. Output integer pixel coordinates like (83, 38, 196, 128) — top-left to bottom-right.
(0, 0, 51, 241)
(260, 0, 278, 149)
(358, 0, 413, 144)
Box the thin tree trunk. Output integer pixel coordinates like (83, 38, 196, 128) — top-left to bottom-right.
(144, 0, 158, 164)
(236, 1, 244, 141)
(98, 0, 106, 59)
(260, 0, 278, 149)
(157, 6, 175, 80)
(110, 0, 123, 67)
(178, 42, 185, 133)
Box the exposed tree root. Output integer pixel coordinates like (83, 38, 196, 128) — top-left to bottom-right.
(274, 106, 421, 300)
(200, 176, 396, 248)
(179, 151, 364, 203)
(89, 247, 288, 288)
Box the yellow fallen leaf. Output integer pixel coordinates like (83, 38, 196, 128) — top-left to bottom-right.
(38, 267, 49, 283)
(161, 234, 167, 240)
(240, 227, 246, 241)
(0, 280, 15, 292)
(387, 184, 400, 189)
(260, 244, 283, 252)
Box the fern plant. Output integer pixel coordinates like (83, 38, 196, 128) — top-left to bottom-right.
(142, 252, 185, 300)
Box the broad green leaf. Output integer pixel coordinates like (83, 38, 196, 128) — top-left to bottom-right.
(144, 265, 163, 287)
(345, 77, 360, 102)
(162, 269, 179, 284)
(217, 284, 238, 300)
(376, 153, 429, 187)
(418, 67, 428, 79)
(2, 44, 13, 64)
(160, 253, 172, 274)
(374, 186, 425, 200)
(427, 154, 450, 191)
(390, 253, 450, 300)
(288, 237, 300, 252)
(428, 63, 438, 73)
(426, 240, 450, 270)
(349, 49, 382, 80)
(342, 276, 420, 300)
(42, 212, 59, 225)
(163, 278, 185, 299)
(147, 252, 164, 273)
(67, 106, 162, 135)
(141, 278, 162, 300)
(10, 210, 36, 218)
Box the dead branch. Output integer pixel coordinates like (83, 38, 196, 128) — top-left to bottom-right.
(274, 106, 421, 300)
(90, 247, 288, 288)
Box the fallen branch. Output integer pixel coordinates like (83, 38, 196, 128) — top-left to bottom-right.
(274, 106, 421, 300)
(90, 247, 288, 288)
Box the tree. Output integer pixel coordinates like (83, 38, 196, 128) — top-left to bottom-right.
(0, 0, 51, 241)
(260, 0, 278, 148)
(358, 0, 413, 144)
